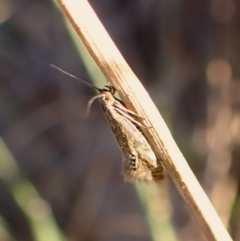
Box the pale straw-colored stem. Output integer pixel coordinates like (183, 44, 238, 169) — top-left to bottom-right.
(55, 1, 233, 241)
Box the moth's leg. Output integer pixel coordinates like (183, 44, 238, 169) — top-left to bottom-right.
(114, 102, 147, 128)
(114, 105, 147, 128)
(114, 101, 145, 119)
(113, 101, 152, 128)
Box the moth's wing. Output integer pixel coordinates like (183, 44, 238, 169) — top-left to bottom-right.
(121, 156, 164, 183)
(101, 100, 157, 168)
(136, 144, 158, 168)
(100, 99, 164, 182)
(120, 118, 158, 168)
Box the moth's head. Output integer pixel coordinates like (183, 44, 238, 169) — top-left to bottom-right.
(101, 85, 116, 95)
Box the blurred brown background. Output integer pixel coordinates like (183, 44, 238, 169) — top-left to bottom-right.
(0, 0, 240, 241)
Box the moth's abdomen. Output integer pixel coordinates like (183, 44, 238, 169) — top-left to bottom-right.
(151, 164, 164, 181)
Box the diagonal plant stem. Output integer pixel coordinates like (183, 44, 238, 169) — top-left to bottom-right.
(54, 1, 233, 241)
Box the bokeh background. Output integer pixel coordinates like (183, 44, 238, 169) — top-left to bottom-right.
(0, 0, 240, 241)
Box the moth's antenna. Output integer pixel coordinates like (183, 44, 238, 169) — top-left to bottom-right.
(50, 64, 100, 91)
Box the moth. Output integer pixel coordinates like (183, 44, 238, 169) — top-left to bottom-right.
(51, 65, 164, 182)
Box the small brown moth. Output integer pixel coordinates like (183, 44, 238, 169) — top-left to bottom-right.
(51, 65, 164, 182)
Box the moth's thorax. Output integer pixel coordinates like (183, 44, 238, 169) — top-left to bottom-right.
(99, 90, 117, 108)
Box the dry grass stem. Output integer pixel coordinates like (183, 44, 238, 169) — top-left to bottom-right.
(55, 1, 233, 241)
